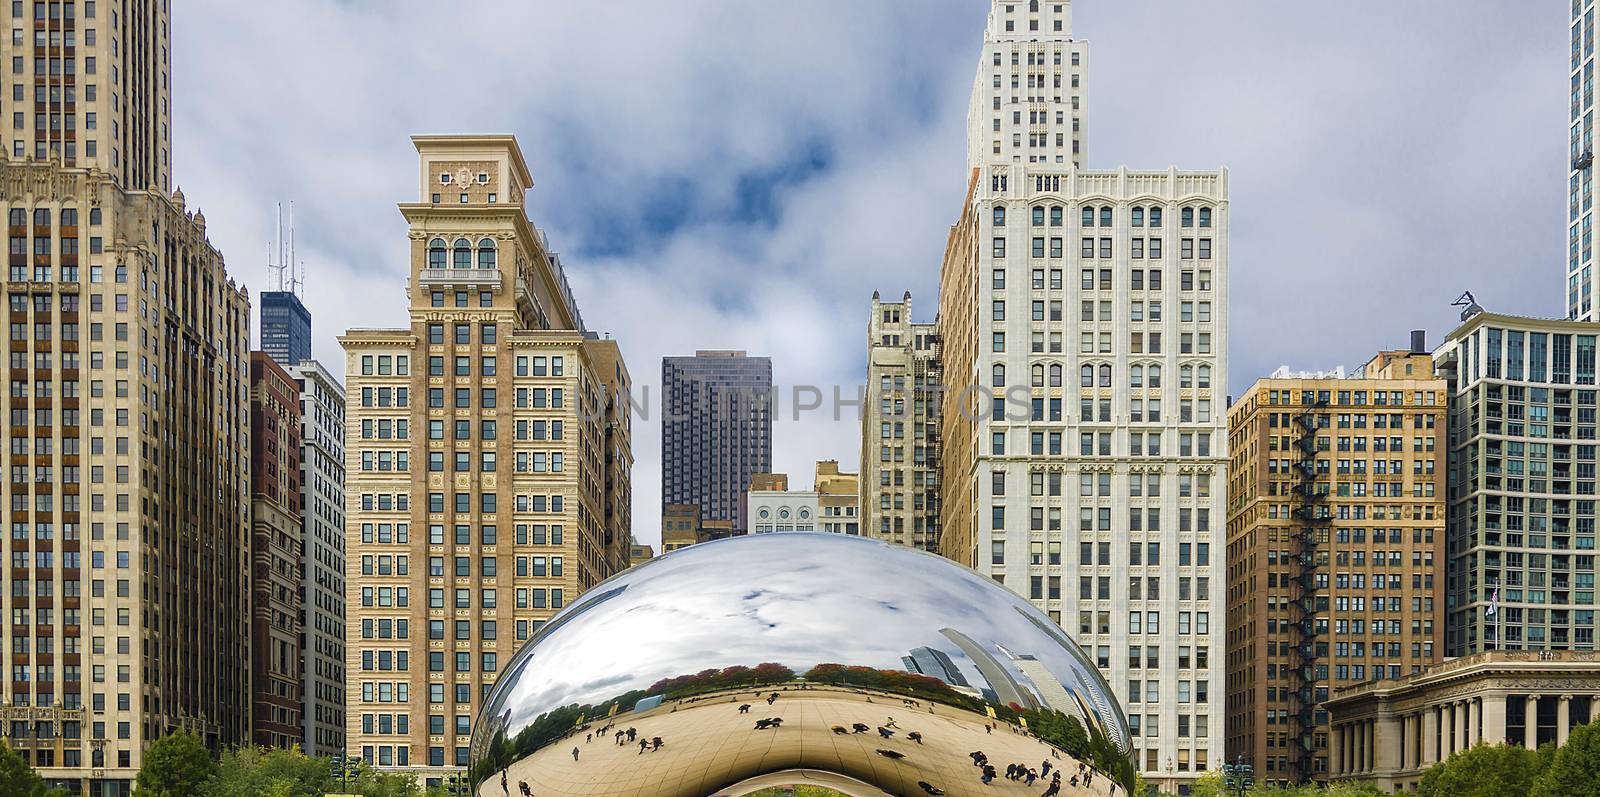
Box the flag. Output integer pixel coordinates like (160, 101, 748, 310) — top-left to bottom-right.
(1485, 587, 1499, 617)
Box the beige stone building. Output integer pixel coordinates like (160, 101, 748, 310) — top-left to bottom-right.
(862, 291, 941, 550)
(814, 460, 859, 535)
(340, 136, 632, 787)
(1224, 343, 1447, 785)
(745, 462, 859, 536)
(0, 2, 255, 793)
(1325, 650, 1600, 791)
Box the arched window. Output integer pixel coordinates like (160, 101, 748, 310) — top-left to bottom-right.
(1149, 365, 1162, 388)
(1099, 206, 1112, 227)
(477, 238, 496, 269)
(1181, 207, 1195, 227)
(1130, 364, 1144, 388)
(60, 207, 77, 226)
(7, 208, 23, 226)
(1081, 206, 1094, 227)
(1180, 364, 1194, 389)
(1048, 363, 1063, 387)
(33, 208, 50, 226)
(1199, 207, 1213, 228)
(1032, 206, 1045, 227)
(993, 206, 1006, 227)
(1149, 207, 1163, 228)
(992, 363, 1006, 388)
(1032, 363, 1045, 388)
(1050, 205, 1063, 227)
(1080, 364, 1094, 388)
(1029, 0, 1038, 10)
(1198, 365, 1212, 388)
(1098, 364, 1112, 388)
(1131, 207, 1145, 227)
(428, 238, 446, 269)
(452, 238, 471, 269)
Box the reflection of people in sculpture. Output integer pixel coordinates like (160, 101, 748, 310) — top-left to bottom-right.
(885, 716, 901, 729)
(876, 748, 905, 760)
(916, 782, 945, 795)
(738, 703, 751, 714)
(908, 730, 923, 744)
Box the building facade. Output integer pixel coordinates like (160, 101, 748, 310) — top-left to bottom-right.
(661, 350, 772, 535)
(1, 4, 254, 792)
(1223, 345, 1446, 785)
(936, 4, 1228, 789)
(814, 460, 860, 535)
(249, 353, 305, 750)
(1434, 311, 1600, 656)
(291, 359, 346, 757)
(748, 487, 819, 533)
(862, 291, 942, 550)
(1570, 1, 1597, 320)
(260, 290, 312, 368)
(1326, 650, 1600, 791)
(340, 136, 632, 786)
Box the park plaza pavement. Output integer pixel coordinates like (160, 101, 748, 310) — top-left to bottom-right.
(479, 684, 1121, 797)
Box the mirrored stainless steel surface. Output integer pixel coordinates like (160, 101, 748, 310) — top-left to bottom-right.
(472, 533, 1130, 797)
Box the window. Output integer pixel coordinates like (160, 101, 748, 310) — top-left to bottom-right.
(477, 238, 496, 268)
(452, 238, 471, 269)
(427, 239, 445, 269)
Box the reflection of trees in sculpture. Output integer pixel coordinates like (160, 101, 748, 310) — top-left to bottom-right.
(648, 662, 796, 699)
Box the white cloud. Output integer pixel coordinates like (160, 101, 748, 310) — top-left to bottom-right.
(173, 1, 1568, 549)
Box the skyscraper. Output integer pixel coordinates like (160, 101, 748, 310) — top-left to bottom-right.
(261, 290, 313, 367)
(340, 135, 633, 787)
(249, 353, 305, 750)
(661, 351, 772, 535)
(937, 2, 1227, 789)
(1434, 310, 1599, 655)
(290, 359, 346, 757)
(1224, 344, 1446, 785)
(1569, 1, 1596, 320)
(862, 291, 942, 551)
(1, 3, 254, 792)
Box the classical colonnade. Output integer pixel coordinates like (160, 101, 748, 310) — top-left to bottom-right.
(1330, 692, 1588, 778)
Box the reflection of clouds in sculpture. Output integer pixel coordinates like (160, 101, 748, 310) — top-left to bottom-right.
(475, 533, 1128, 791)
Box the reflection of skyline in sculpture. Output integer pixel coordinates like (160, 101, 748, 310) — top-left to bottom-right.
(471, 533, 1130, 796)
(901, 646, 969, 688)
(939, 628, 1039, 711)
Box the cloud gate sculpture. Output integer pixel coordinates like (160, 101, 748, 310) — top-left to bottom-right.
(472, 533, 1131, 797)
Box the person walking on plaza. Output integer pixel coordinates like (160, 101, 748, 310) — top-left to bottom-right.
(652, 736, 663, 750)
(571, 747, 579, 761)
(885, 717, 900, 729)
(639, 738, 649, 754)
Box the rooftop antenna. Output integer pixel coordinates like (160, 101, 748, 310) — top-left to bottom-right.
(289, 202, 305, 297)
(267, 202, 288, 292)
(1452, 291, 1483, 322)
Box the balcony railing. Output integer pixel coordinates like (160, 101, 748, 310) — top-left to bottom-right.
(419, 268, 503, 292)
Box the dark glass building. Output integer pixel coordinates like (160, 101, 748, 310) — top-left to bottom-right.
(260, 290, 312, 366)
(662, 351, 773, 534)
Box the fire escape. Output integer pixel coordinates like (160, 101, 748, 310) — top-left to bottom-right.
(1289, 396, 1327, 783)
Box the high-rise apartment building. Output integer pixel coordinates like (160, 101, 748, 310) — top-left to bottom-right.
(862, 291, 942, 550)
(937, 3, 1227, 790)
(340, 135, 633, 786)
(1434, 310, 1600, 655)
(249, 353, 305, 750)
(1224, 344, 1446, 785)
(290, 359, 346, 757)
(3, 0, 171, 192)
(1569, 1, 1597, 320)
(1, 3, 253, 792)
(661, 350, 772, 535)
(260, 290, 312, 367)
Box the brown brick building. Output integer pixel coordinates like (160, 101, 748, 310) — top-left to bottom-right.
(1225, 343, 1447, 785)
(249, 353, 305, 749)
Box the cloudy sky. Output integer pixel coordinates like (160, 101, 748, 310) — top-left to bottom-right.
(173, 1, 1566, 548)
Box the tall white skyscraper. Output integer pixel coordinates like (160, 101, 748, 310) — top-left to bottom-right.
(1569, 2, 1597, 319)
(938, 3, 1227, 791)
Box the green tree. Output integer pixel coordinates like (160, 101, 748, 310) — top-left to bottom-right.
(1532, 721, 1600, 797)
(135, 731, 217, 797)
(197, 745, 336, 797)
(0, 740, 71, 797)
(353, 767, 424, 797)
(1416, 742, 1539, 797)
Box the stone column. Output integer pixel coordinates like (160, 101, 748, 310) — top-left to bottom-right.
(1433, 707, 1446, 761)
(1483, 692, 1508, 747)
(1559, 695, 1573, 747)
(1444, 702, 1456, 756)
(1407, 713, 1419, 770)
(1375, 712, 1401, 776)
(1468, 697, 1480, 748)
(1460, 699, 1472, 750)
(1526, 695, 1541, 749)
